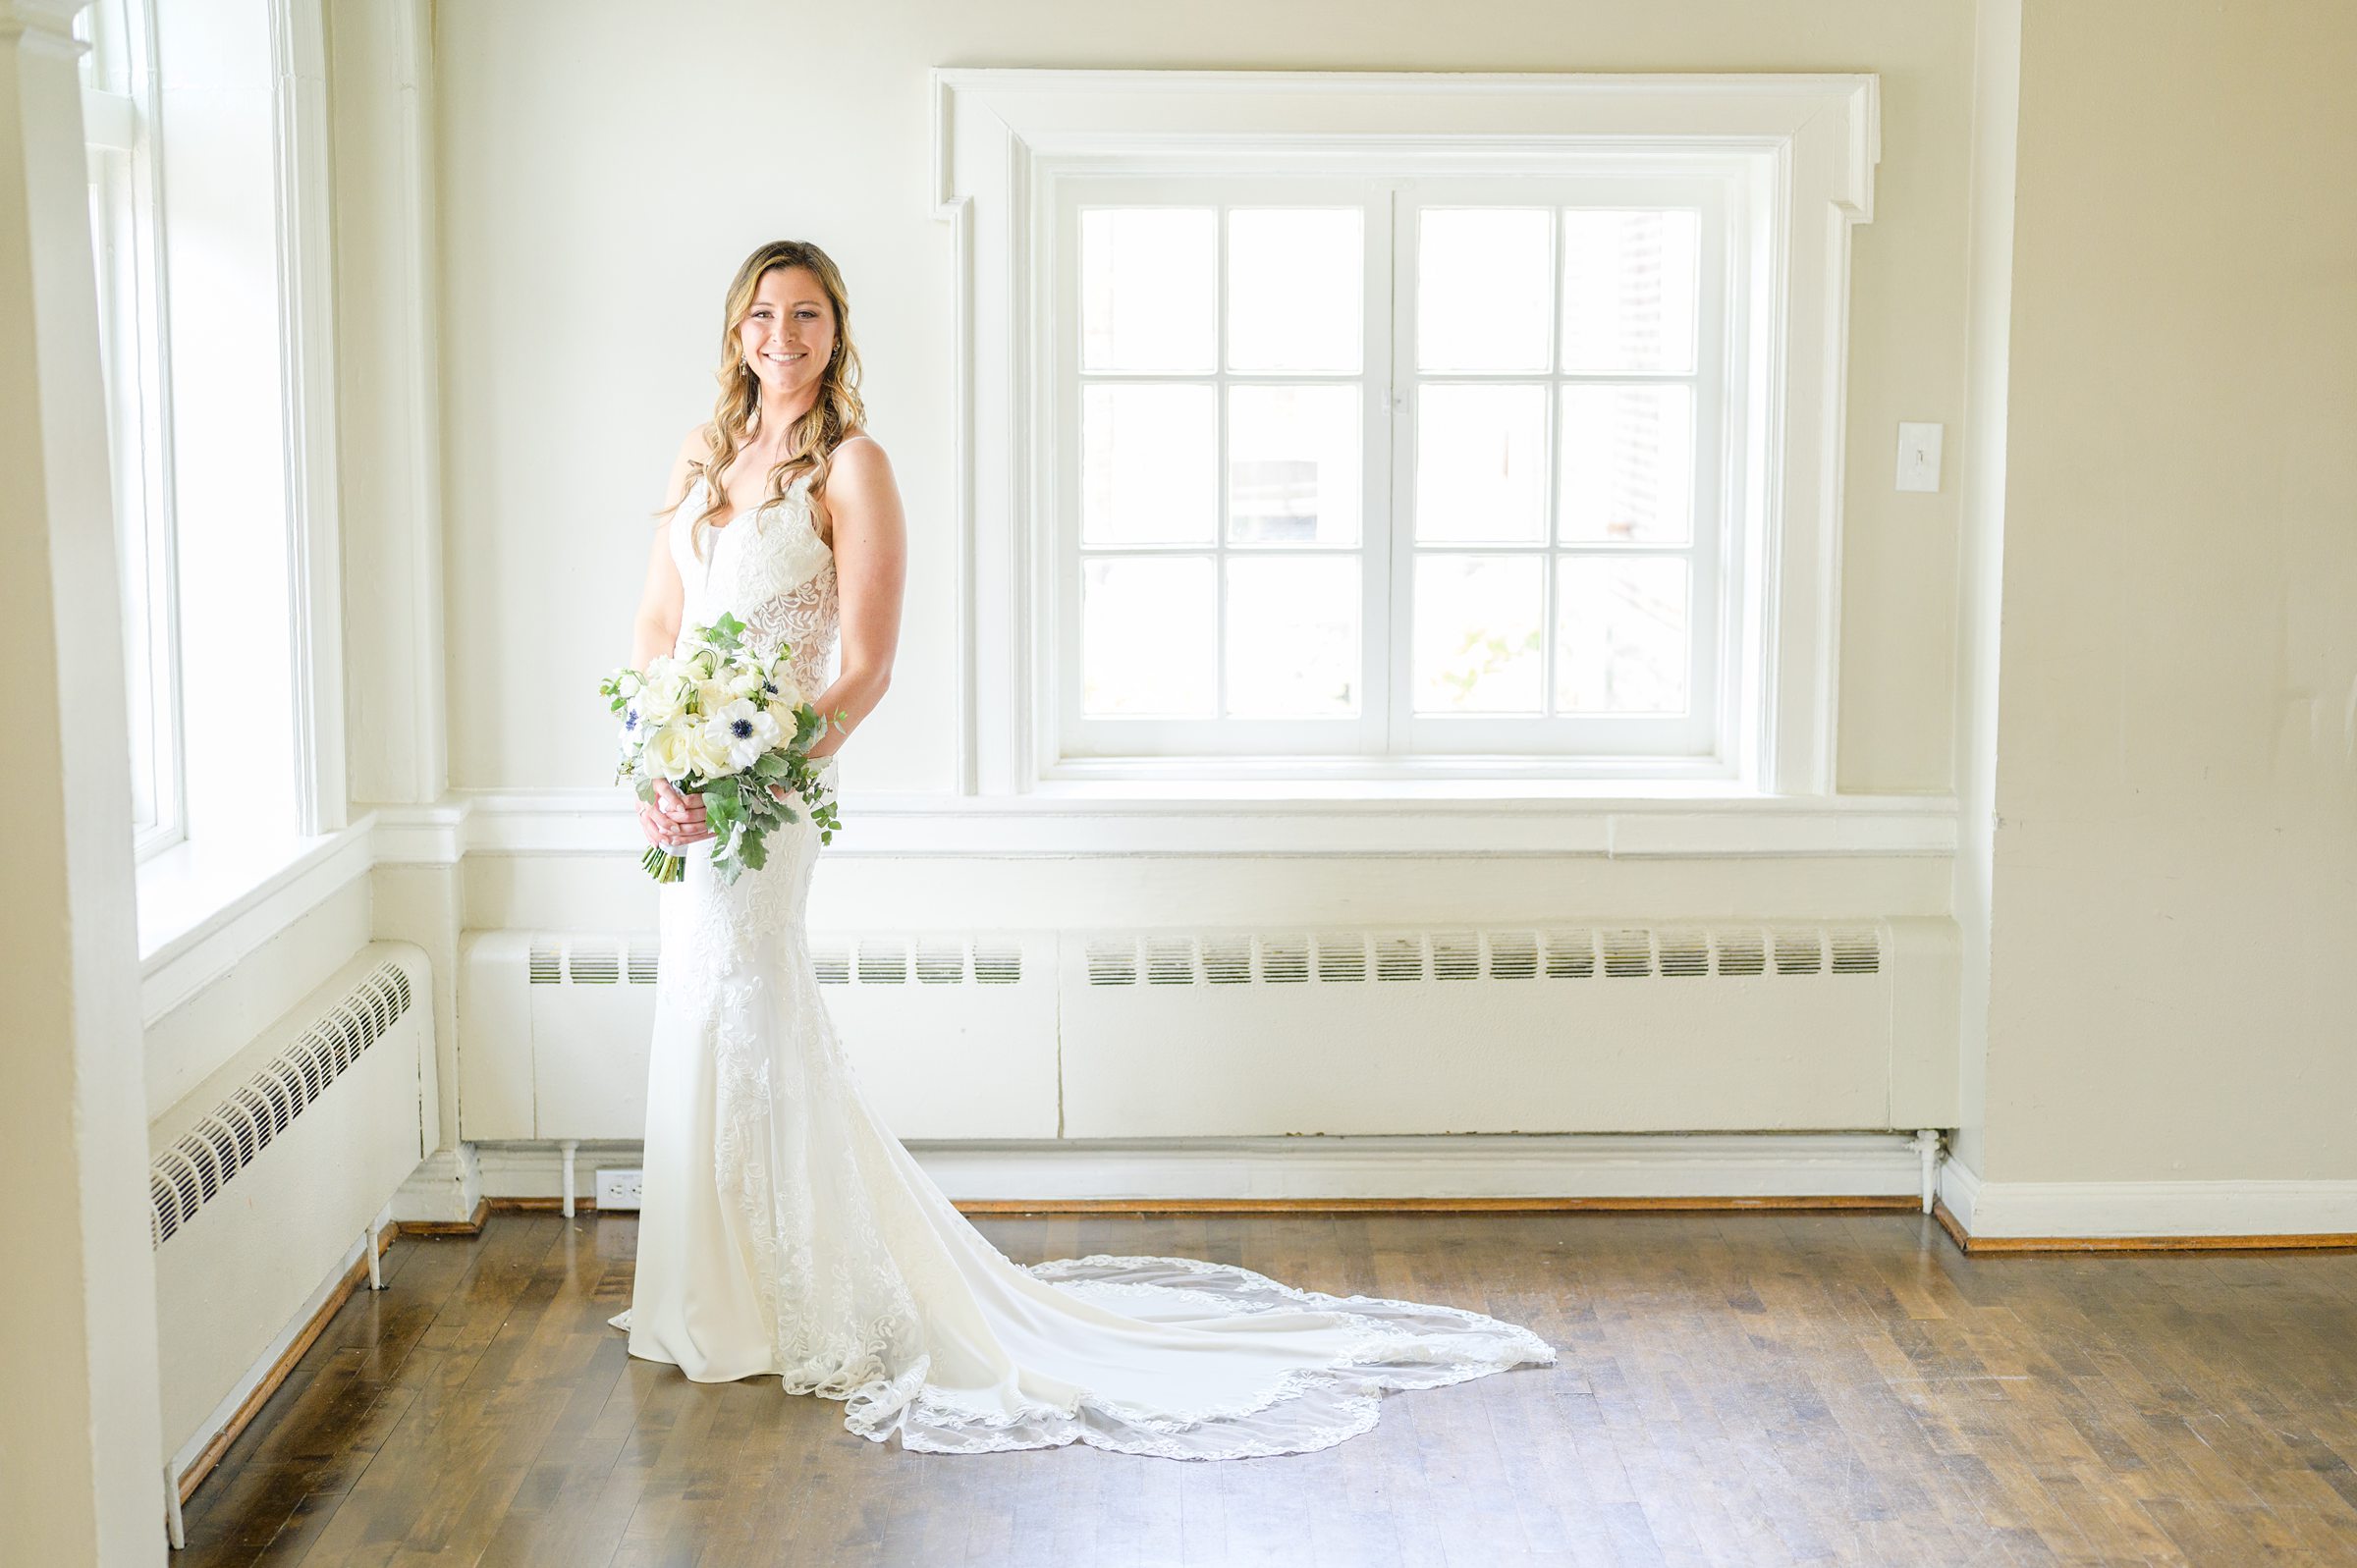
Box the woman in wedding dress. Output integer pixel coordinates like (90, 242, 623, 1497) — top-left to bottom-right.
(611, 240, 1558, 1459)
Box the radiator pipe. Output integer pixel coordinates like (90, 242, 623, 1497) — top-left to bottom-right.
(1913, 1128, 1944, 1215)
(365, 1226, 383, 1291)
(561, 1139, 580, 1217)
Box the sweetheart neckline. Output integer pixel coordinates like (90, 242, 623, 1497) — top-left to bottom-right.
(685, 473, 831, 557)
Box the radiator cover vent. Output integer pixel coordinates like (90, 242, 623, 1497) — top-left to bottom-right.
(521, 933, 1024, 989)
(1067, 923, 1881, 987)
(149, 960, 412, 1248)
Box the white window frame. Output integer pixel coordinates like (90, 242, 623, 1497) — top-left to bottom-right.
(125, 0, 354, 964)
(933, 68, 1878, 801)
(80, 0, 184, 857)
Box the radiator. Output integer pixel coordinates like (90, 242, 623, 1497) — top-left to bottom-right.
(459, 929, 1058, 1140)
(458, 919, 1956, 1141)
(148, 943, 429, 1475)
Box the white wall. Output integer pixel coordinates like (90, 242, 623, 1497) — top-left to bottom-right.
(429, 0, 1979, 800)
(344, 0, 2357, 1217)
(1975, 0, 2357, 1188)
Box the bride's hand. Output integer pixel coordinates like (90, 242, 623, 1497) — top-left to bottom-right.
(645, 778, 711, 846)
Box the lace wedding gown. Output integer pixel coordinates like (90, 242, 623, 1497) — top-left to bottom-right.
(612, 467, 1558, 1458)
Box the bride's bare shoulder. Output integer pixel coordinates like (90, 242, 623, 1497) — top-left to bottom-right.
(830, 430, 897, 479)
(660, 423, 711, 515)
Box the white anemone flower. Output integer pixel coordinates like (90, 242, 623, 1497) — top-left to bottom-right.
(702, 697, 783, 774)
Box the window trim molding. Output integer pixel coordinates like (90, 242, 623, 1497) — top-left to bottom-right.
(932, 67, 1879, 803)
(82, 0, 188, 857)
(270, 0, 348, 836)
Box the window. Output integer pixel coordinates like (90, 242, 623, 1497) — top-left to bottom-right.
(936, 70, 1876, 798)
(97, 0, 351, 959)
(1061, 176, 1732, 773)
(80, 0, 181, 855)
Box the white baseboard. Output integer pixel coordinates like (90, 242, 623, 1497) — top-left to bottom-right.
(464, 1131, 1926, 1204)
(1936, 1150, 1983, 1230)
(1944, 1164, 2357, 1239)
(462, 1136, 2357, 1236)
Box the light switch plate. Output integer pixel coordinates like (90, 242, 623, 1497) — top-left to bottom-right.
(1896, 422, 1944, 493)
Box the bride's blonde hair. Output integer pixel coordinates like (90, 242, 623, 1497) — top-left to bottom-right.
(674, 240, 866, 564)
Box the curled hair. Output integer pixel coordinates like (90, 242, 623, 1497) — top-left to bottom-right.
(671, 240, 865, 564)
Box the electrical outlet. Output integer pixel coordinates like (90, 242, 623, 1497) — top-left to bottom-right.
(595, 1167, 644, 1211)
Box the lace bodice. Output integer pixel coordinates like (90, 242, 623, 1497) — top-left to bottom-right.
(670, 471, 838, 700)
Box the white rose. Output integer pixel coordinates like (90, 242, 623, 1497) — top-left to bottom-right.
(635, 679, 682, 728)
(686, 724, 735, 780)
(646, 722, 697, 782)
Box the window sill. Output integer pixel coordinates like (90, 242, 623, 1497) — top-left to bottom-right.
(137, 821, 374, 1023)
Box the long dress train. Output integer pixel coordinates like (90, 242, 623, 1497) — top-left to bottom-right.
(612, 469, 1558, 1458)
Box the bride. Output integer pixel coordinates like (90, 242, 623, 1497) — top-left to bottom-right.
(612, 240, 1558, 1459)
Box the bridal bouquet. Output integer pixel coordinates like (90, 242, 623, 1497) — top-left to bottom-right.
(600, 611, 844, 884)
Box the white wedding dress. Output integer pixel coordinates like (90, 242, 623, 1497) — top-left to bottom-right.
(612, 466, 1558, 1458)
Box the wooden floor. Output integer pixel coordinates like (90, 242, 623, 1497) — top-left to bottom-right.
(177, 1210, 2357, 1567)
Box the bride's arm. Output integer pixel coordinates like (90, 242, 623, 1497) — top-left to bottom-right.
(801, 435, 907, 762)
(630, 428, 703, 669)
(637, 429, 708, 847)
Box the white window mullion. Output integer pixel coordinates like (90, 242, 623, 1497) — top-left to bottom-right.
(1542, 201, 1565, 721)
(1359, 184, 1397, 760)
(1386, 182, 1418, 762)
(1213, 201, 1230, 724)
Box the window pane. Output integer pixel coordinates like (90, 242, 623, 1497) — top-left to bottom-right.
(1228, 208, 1361, 373)
(1225, 556, 1359, 718)
(1417, 208, 1551, 372)
(1557, 384, 1694, 544)
(1082, 556, 1217, 717)
(1560, 208, 1700, 374)
(1081, 207, 1216, 372)
(1555, 555, 1689, 714)
(1415, 383, 1546, 544)
(1083, 383, 1216, 544)
(1228, 384, 1359, 546)
(1413, 554, 1542, 713)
